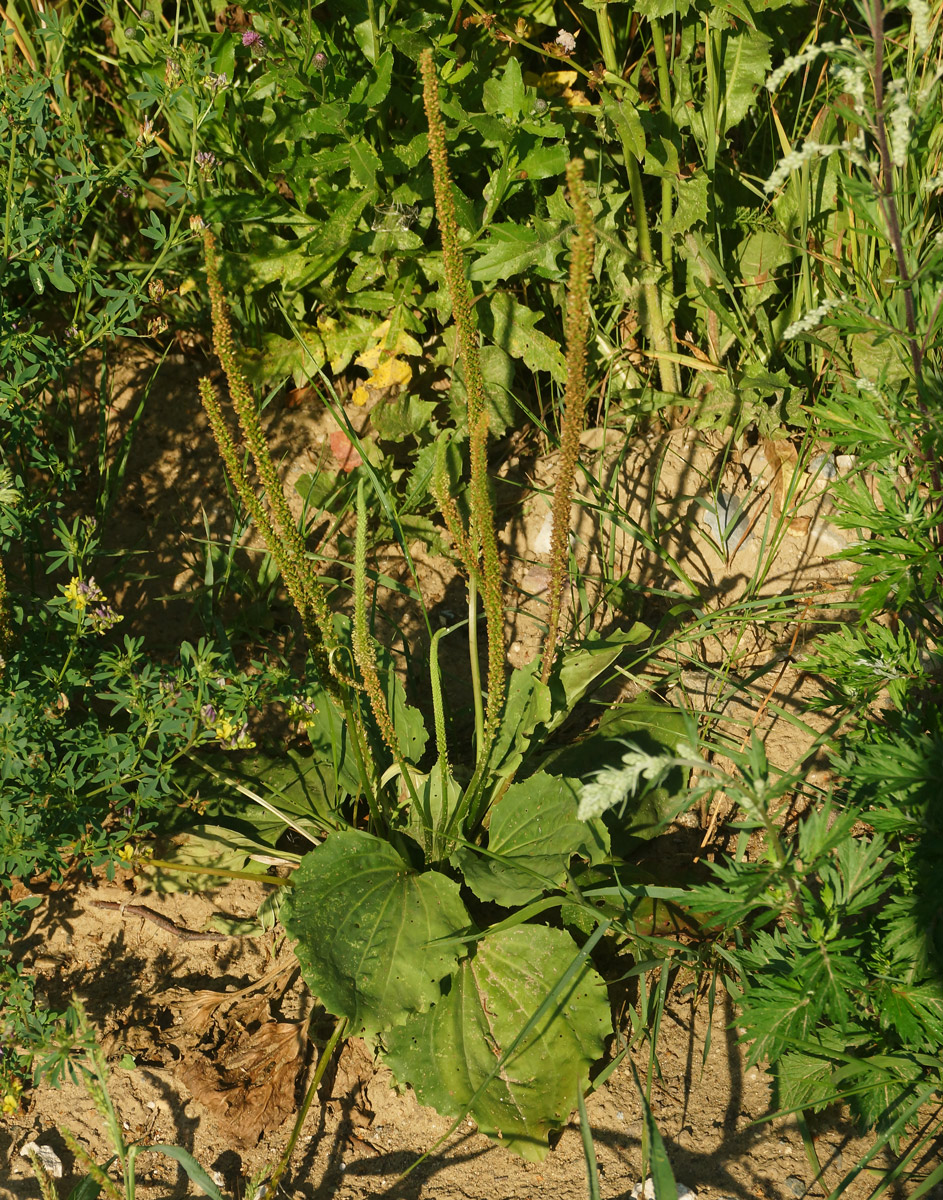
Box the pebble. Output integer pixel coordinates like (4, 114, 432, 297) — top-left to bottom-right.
(785, 1175, 806, 1196)
(19, 1143, 63, 1178)
(632, 1179, 696, 1200)
(698, 492, 752, 553)
(808, 453, 838, 479)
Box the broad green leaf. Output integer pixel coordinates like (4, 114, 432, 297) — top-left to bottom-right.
(315, 310, 378, 374)
(408, 761, 464, 856)
(47, 251, 75, 292)
(485, 660, 554, 787)
(470, 223, 566, 284)
(349, 137, 381, 188)
(518, 142, 568, 180)
(456, 773, 585, 905)
(353, 16, 378, 63)
(372, 393, 437, 442)
(545, 697, 690, 842)
(736, 227, 793, 306)
(666, 171, 708, 236)
(380, 650, 429, 765)
(483, 293, 567, 382)
(297, 190, 376, 288)
(450, 339, 516, 435)
(141, 824, 292, 895)
(245, 327, 326, 387)
(284, 831, 469, 1036)
(775, 1050, 835, 1112)
(850, 328, 910, 386)
(351, 49, 393, 108)
(383, 926, 611, 1159)
(296, 101, 350, 137)
(547, 627, 650, 737)
(632, 0, 695, 15)
(600, 91, 645, 162)
(719, 27, 772, 131)
(221, 233, 312, 292)
(483, 57, 525, 120)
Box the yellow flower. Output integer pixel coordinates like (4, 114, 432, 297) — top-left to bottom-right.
(63, 578, 87, 610)
(2, 1084, 21, 1115)
(117, 843, 135, 862)
(216, 717, 238, 742)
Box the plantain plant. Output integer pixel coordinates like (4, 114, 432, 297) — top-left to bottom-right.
(190, 49, 688, 1159)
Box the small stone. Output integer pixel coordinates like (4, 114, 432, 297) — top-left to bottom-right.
(20, 1143, 63, 1179)
(808, 452, 838, 479)
(699, 492, 752, 553)
(632, 1179, 696, 1200)
(785, 1175, 806, 1196)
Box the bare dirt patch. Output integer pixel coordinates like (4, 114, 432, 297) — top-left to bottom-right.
(3, 869, 916, 1200)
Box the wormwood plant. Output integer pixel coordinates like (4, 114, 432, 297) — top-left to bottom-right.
(665, 1, 943, 1184)
(189, 51, 682, 1159)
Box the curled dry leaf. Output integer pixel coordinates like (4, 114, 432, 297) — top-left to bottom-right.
(176, 988, 228, 1036)
(179, 1020, 307, 1147)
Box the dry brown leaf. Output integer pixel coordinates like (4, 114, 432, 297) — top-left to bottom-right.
(179, 1021, 306, 1147)
(763, 438, 811, 535)
(226, 1021, 303, 1074)
(175, 989, 228, 1036)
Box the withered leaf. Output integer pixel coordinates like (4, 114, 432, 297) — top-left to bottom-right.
(179, 1020, 307, 1147)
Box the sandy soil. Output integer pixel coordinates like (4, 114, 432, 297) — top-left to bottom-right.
(5, 343, 937, 1199)
(3, 870, 914, 1200)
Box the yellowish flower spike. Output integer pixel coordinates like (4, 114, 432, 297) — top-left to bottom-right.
(63, 578, 86, 609)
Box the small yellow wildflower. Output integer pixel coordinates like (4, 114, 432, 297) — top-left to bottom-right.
(216, 717, 238, 743)
(63, 577, 87, 610)
(117, 843, 135, 862)
(2, 1082, 22, 1115)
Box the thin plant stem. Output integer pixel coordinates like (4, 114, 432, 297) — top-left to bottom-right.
(258, 1018, 348, 1200)
(595, 9, 679, 395)
(541, 159, 596, 684)
(421, 50, 506, 761)
(649, 17, 676, 286)
(353, 478, 402, 761)
(467, 573, 485, 755)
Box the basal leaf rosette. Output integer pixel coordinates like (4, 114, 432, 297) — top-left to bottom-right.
(283, 831, 470, 1037)
(454, 772, 586, 906)
(382, 925, 612, 1160)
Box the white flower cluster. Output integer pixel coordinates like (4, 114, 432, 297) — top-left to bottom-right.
(556, 29, 577, 54)
(886, 79, 915, 168)
(908, 0, 932, 54)
(782, 295, 845, 340)
(764, 140, 840, 193)
(577, 744, 671, 822)
(765, 40, 844, 92)
(854, 376, 881, 397)
(832, 62, 868, 113)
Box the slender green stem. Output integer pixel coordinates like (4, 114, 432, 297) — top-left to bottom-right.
(259, 1018, 348, 1200)
(467, 573, 485, 758)
(650, 18, 676, 285)
(2, 128, 16, 263)
(595, 10, 679, 395)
